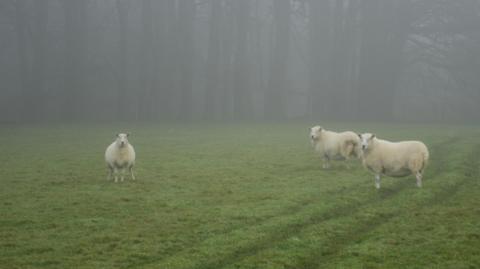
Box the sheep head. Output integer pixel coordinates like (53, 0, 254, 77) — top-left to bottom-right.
(115, 133, 130, 148)
(359, 133, 375, 151)
(310, 125, 323, 141)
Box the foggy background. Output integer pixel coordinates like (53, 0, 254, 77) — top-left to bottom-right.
(0, 0, 479, 123)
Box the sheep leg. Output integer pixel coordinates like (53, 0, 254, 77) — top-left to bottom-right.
(322, 155, 330, 169)
(344, 156, 351, 169)
(416, 172, 423, 188)
(107, 165, 113, 180)
(343, 144, 352, 169)
(375, 174, 381, 189)
(129, 166, 135, 180)
(113, 167, 119, 183)
(120, 168, 125, 182)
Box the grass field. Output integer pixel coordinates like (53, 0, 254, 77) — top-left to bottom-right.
(0, 122, 479, 269)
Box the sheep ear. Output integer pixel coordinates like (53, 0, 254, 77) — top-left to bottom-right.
(371, 134, 376, 139)
(126, 133, 130, 137)
(357, 133, 362, 138)
(116, 133, 120, 138)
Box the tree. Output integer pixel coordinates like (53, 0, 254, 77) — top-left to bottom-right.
(308, 0, 331, 118)
(357, 0, 412, 120)
(30, 0, 49, 120)
(176, 0, 196, 120)
(115, 0, 129, 120)
(205, 0, 223, 120)
(63, 0, 88, 120)
(14, 0, 29, 120)
(152, 0, 177, 121)
(265, 0, 291, 120)
(139, 0, 154, 120)
(219, 0, 235, 119)
(232, 0, 252, 120)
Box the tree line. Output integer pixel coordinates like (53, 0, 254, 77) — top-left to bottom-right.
(0, 0, 479, 122)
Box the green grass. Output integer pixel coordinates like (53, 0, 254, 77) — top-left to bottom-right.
(0, 122, 479, 269)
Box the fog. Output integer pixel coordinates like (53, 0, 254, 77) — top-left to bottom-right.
(1, 0, 479, 123)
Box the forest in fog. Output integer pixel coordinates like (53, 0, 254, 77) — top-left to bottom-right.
(0, 0, 479, 123)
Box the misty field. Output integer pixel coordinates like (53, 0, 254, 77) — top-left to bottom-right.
(0, 123, 479, 269)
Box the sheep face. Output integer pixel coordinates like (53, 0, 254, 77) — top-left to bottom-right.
(115, 133, 130, 148)
(359, 133, 375, 151)
(310, 126, 323, 141)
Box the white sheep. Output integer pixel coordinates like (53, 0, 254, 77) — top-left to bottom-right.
(105, 133, 136, 183)
(310, 125, 361, 169)
(358, 133, 429, 189)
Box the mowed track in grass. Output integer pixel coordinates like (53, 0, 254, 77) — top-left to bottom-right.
(0, 123, 479, 269)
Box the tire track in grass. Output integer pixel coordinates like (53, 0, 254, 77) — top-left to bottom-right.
(123, 165, 370, 266)
(127, 137, 454, 269)
(124, 175, 372, 269)
(134, 138, 452, 269)
(294, 138, 480, 269)
(129, 160, 405, 268)
(192, 184, 412, 269)
(190, 137, 457, 269)
(186, 138, 458, 269)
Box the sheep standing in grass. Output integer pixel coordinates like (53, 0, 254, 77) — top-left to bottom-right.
(358, 133, 429, 189)
(310, 126, 361, 169)
(105, 133, 136, 183)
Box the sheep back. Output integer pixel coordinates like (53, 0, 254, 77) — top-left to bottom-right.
(363, 139, 428, 177)
(316, 130, 360, 159)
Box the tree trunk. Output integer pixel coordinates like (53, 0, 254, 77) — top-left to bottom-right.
(308, 1, 331, 119)
(140, 0, 154, 120)
(344, 0, 360, 119)
(177, 0, 196, 121)
(14, 0, 29, 121)
(219, 1, 234, 120)
(205, 0, 222, 120)
(116, 0, 129, 121)
(265, 0, 290, 120)
(64, 0, 87, 120)
(232, 0, 251, 120)
(154, 0, 176, 121)
(31, 0, 49, 121)
(357, 0, 411, 121)
(330, 0, 348, 120)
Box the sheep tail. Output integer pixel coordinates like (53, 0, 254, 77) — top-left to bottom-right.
(413, 149, 429, 173)
(421, 149, 429, 171)
(345, 139, 360, 158)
